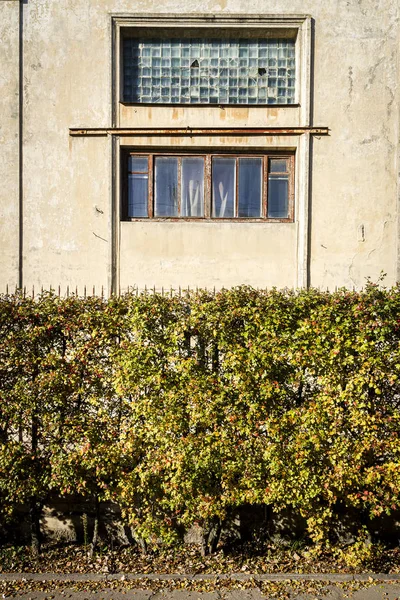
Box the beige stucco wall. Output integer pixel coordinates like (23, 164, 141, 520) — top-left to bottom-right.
(309, 2, 400, 289)
(0, 0, 399, 292)
(120, 220, 297, 290)
(0, 1, 20, 289)
(118, 132, 299, 289)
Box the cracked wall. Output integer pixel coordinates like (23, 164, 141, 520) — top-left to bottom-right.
(310, 0, 399, 288)
(0, 0, 399, 291)
(0, 1, 20, 289)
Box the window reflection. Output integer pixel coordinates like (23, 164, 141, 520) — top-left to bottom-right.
(155, 157, 178, 216)
(126, 153, 293, 221)
(128, 157, 148, 217)
(238, 158, 262, 217)
(268, 176, 289, 218)
(181, 158, 205, 217)
(212, 158, 236, 218)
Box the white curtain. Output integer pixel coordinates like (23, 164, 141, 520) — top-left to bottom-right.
(217, 181, 229, 217)
(181, 158, 204, 217)
(186, 179, 201, 216)
(212, 158, 235, 218)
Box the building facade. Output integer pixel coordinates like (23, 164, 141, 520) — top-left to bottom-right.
(1, 0, 399, 293)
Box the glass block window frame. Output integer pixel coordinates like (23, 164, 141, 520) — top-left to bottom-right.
(123, 37, 296, 105)
(122, 151, 295, 222)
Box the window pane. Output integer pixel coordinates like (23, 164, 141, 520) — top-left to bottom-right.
(154, 157, 178, 217)
(269, 158, 288, 173)
(181, 158, 204, 217)
(268, 175, 289, 218)
(128, 173, 148, 217)
(124, 37, 296, 105)
(212, 158, 236, 218)
(129, 157, 148, 172)
(238, 158, 262, 217)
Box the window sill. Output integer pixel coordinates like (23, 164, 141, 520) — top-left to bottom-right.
(122, 217, 294, 223)
(120, 101, 300, 108)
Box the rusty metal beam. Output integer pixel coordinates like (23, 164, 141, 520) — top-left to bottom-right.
(69, 126, 329, 137)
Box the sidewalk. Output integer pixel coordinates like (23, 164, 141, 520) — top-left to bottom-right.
(1, 573, 400, 599)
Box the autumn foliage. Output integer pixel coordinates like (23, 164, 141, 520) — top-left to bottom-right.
(0, 285, 399, 554)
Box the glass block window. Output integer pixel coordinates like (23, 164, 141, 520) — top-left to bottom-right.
(123, 37, 296, 105)
(124, 152, 295, 221)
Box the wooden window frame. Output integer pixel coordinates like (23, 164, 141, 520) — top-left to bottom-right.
(122, 151, 295, 223)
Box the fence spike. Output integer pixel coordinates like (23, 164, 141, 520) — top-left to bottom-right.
(6, 284, 8, 295)
(32, 285, 35, 299)
(162, 286, 164, 297)
(179, 286, 181, 297)
(101, 285, 104, 299)
(23, 286, 26, 298)
(67, 285, 69, 298)
(58, 285, 61, 297)
(153, 285, 156, 295)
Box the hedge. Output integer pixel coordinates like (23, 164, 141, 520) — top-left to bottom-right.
(0, 284, 399, 555)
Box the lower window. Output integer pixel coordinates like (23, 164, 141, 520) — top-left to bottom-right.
(123, 152, 294, 221)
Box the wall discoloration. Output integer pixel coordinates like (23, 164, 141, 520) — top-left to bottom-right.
(0, 1, 20, 289)
(346, 66, 353, 111)
(120, 221, 297, 289)
(0, 0, 399, 291)
(119, 103, 301, 129)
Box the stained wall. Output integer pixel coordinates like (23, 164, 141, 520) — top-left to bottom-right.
(0, 0, 399, 292)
